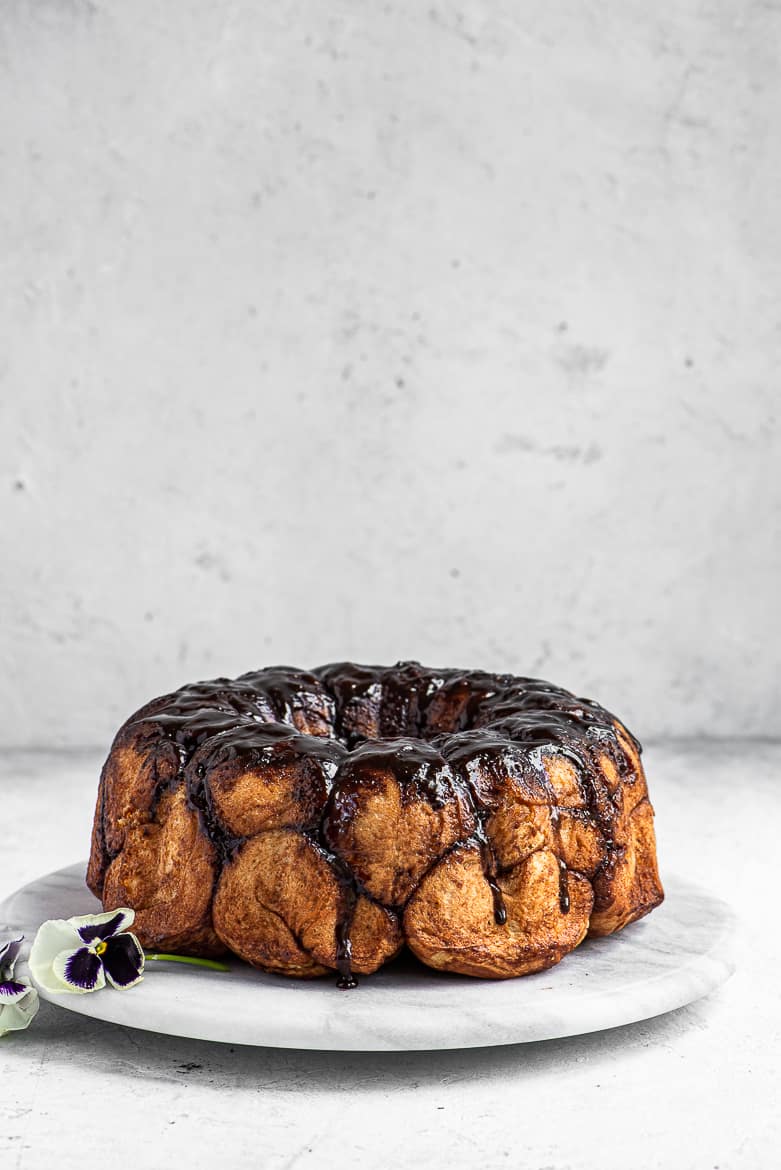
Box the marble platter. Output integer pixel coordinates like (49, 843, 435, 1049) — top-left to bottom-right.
(0, 863, 735, 1051)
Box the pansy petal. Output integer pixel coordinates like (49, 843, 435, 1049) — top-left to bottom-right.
(29, 920, 85, 994)
(0, 937, 23, 974)
(0, 980, 30, 1003)
(102, 933, 144, 989)
(51, 947, 106, 994)
(0, 987, 39, 1036)
(68, 908, 135, 943)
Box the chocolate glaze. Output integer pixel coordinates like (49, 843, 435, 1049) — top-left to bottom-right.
(188, 760, 245, 867)
(110, 661, 641, 987)
(193, 720, 346, 777)
(334, 884, 359, 990)
(473, 818, 507, 926)
(558, 858, 571, 914)
(326, 738, 459, 810)
(549, 807, 571, 915)
(305, 827, 373, 990)
(237, 666, 335, 736)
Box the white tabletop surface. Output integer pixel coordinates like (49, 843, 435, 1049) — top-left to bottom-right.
(1, 742, 777, 1170)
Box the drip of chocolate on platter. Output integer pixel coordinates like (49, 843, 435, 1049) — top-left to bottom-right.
(87, 662, 664, 988)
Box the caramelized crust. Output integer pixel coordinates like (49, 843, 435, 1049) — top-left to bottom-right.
(87, 662, 663, 984)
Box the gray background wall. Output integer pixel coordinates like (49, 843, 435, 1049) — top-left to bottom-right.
(1, 0, 779, 748)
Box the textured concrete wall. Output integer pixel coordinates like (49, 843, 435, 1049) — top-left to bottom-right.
(1, 1, 779, 747)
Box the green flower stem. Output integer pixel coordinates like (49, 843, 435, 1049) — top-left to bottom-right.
(144, 952, 230, 972)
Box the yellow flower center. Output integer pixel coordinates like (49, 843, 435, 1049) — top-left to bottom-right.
(95, 941, 107, 956)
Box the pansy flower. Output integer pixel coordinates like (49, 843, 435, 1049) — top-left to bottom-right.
(0, 936, 40, 1036)
(29, 909, 144, 994)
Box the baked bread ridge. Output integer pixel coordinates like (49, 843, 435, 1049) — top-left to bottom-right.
(87, 661, 664, 984)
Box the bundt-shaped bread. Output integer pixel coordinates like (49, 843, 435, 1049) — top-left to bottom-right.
(87, 662, 663, 985)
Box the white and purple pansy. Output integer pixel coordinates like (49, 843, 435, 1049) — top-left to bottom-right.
(0, 936, 40, 1036)
(29, 909, 144, 995)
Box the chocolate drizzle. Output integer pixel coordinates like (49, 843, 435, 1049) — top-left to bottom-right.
(334, 884, 359, 990)
(474, 818, 507, 925)
(109, 661, 641, 987)
(187, 761, 245, 866)
(557, 858, 570, 914)
(548, 806, 570, 915)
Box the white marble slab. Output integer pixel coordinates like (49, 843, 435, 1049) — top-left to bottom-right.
(1, 862, 734, 1051)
